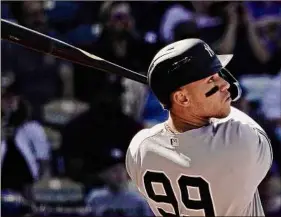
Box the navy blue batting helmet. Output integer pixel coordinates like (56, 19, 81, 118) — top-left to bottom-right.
(147, 38, 242, 109)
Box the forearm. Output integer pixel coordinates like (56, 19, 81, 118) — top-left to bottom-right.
(215, 23, 237, 54)
(247, 24, 271, 63)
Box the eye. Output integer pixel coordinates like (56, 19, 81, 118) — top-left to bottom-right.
(208, 77, 215, 83)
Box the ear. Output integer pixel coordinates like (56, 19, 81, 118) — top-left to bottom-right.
(172, 89, 190, 107)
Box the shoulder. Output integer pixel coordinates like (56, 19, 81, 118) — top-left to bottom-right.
(227, 119, 261, 144)
(212, 107, 271, 155)
(126, 123, 165, 179)
(208, 107, 272, 159)
(210, 109, 272, 173)
(127, 123, 164, 157)
(212, 107, 266, 139)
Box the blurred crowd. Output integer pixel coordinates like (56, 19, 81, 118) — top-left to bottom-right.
(1, 1, 281, 216)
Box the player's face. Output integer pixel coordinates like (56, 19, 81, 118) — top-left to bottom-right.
(108, 3, 133, 34)
(185, 73, 232, 118)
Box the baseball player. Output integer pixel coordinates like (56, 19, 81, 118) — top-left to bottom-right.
(126, 39, 273, 216)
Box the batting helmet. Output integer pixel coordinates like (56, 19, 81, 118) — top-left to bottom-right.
(147, 38, 241, 109)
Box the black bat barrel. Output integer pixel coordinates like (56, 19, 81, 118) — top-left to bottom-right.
(1, 19, 148, 84)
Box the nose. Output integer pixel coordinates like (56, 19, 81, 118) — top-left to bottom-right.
(219, 78, 230, 92)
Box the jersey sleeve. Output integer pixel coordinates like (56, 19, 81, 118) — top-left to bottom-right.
(230, 119, 273, 194)
(126, 147, 136, 182)
(126, 129, 149, 186)
(216, 107, 273, 196)
(227, 107, 273, 171)
(125, 131, 142, 184)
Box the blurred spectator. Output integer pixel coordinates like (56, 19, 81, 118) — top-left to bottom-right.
(3, 1, 74, 121)
(73, 1, 145, 103)
(1, 81, 52, 195)
(160, 2, 281, 78)
(121, 78, 148, 122)
(96, 1, 142, 69)
(31, 177, 87, 216)
(1, 2, 281, 216)
(159, 2, 220, 43)
(173, 19, 200, 41)
(221, 2, 281, 78)
(246, 1, 281, 22)
(10, 1, 47, 32)
(159, 2, 240, 63)
(242, 3, 279, 66)
(86, 147, 153, 216)
(248, 2, 281, 76)
(61, 85, 143, 188)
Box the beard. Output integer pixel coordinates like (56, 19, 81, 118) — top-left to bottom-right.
(213, 105, 231, 119)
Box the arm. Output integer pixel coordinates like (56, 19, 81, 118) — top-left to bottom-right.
(245, 124, 273, 183)
(222, 118, 273, 201)
(27, 122, 52, 178)
(243, 6, 271, 63)
(213, 3, 238, 54)
(255, 15, 281, 29)
(227, 108, 273, 184)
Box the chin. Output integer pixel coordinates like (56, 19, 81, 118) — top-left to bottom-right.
(214, 106, 231, 119)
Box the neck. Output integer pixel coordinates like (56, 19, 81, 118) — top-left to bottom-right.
(167, 110, 210, 133)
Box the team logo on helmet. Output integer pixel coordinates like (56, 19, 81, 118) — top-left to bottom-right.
(204, 43, 215, 57)
(169, 56, 192, 74)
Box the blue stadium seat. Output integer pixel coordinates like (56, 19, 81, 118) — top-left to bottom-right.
(142, 90, 169, 125)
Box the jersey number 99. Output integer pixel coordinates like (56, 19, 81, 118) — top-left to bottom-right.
(143, 171, 215, 216)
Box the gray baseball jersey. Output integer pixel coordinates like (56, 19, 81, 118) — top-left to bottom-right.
(126, 107, 273, 216)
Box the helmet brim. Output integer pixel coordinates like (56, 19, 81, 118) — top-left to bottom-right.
(217, 54, 233, 68)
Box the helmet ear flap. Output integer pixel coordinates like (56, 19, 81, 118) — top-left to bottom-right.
(219, 68, 242, 102)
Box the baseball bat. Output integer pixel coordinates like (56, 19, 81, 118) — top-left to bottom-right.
(1, 18, 148, 84)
